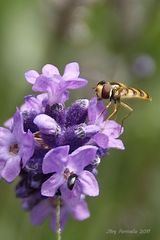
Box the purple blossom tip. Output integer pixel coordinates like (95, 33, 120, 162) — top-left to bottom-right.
(34, 114, 61, 135)
(25, 70, 39, 84)
(25, 62, 88, 105)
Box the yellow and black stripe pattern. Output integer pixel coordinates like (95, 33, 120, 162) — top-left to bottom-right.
(110, 82, 152, 101)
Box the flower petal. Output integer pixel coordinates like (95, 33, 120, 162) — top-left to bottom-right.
(0, 127, 13, 146)
(92, 132, 109, 148)
(34, 114, 61, 135)
(12, 109, 24, 141)
(21, 95, 44, 113)
(31, 199, 52, 225)
(4, 118, 13, 130)
(0, 158, 6, 173)
(68, 145, 98, 173)
(84, 125, 100, 137)
(108, 138, 125, 150)
(71, 199, 90, 220)
(37, 93, 48, 102)
(65, 78, 88, 89)
(20, 130, 35, 167)
(79, 170, 99, 196)
(42, 145, 69, 174)
(25, 70, 39, 84)
(32, 75, 67, 105)
(42, 64, 60, 77)
(102, 120, 123, 138)
(88, 97, 107, 124)
(47, 80, 68, 105)
(32, 75, 53, 92)
(61, 90, 69, 103)
(63, 62, 80, 80)
(0, 147, 11, 161)
(41, 174, 64, 197)
(61, 182, 82, 202)
(1, 155, 21, 182)
(87, 97, 97, 124)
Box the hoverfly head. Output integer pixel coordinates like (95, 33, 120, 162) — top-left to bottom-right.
(95, 81, 107, 99)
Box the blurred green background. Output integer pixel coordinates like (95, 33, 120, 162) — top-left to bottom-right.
(0, 0, 159, 239)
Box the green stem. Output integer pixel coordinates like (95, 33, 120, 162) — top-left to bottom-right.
(56, 196, 62, 240)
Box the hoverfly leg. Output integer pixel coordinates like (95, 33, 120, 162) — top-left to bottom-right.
(106, 101, 112, 109)
(120, 101, 133, 128)
(107, 102, 119, 120)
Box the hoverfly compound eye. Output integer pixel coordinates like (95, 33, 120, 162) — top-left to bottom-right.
(101, 82, 112, 99)
(95, 81, 108, 99)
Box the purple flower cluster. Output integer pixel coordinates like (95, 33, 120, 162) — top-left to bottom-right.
(0, 62, 124, 231)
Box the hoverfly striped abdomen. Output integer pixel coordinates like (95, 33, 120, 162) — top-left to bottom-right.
(117, 86, 151, 101)
(135, 88, 151, 100)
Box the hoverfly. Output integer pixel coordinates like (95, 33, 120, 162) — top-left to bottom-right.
(95, 81, 152, 123)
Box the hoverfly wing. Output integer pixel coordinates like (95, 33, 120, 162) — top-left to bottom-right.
(110, 82, 127, 88)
